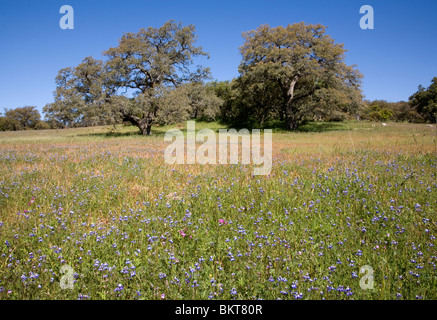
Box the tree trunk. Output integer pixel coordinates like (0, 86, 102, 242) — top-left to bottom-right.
(285, 115, 301, 130)
(260, 113, 265, 128)
(284, 75, 300, 130)
(123, 114, 153, 135)
(137, 121, 148, 135)
(137, 117, 154, 135)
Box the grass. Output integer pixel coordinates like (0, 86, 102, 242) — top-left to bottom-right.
(0, 120, 436, 300)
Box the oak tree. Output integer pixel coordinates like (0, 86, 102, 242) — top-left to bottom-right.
(103, 20, 211, 134)
(238, 22, 363, 129)
(5, 106, 41, 129)
(44, 56, 117, 127)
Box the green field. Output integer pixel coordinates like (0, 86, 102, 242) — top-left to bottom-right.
(0, 121, 436, 300)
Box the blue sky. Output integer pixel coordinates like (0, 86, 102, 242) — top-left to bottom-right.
(1, 0, 437, 116)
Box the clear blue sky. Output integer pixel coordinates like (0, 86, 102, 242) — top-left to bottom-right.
(1, 0, 437, 116)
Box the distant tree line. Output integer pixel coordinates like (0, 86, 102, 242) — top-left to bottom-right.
(0, 106, 50, 131)
(209, 77, 436, 127)
(2, 22, 436, 132)
(356, 77, 437, 123)
(357, 100, 423, 122)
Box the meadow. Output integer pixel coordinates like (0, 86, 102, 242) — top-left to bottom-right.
(0, 121, 436, 300)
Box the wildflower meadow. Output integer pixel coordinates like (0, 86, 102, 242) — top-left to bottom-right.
(0, 121, 435, 300)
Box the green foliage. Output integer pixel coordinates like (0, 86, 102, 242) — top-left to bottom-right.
(367, 103, 394, 121)
(360, 100, 423, 123)
(4, 106, 41, 129)
(34, 120, 51, 130)
(103, 20, 210, 94)
(236, 22, 364, 130)
(133, 85, 192, 126)
(42, 21, 433, 134)
(0, 117, 22, 131)
(409, 77, 437, 123)
(45, 20, 213, 135)
(103, 20, 211, 135)
(43, 57, 119, 128)
(209, 80, 243, 124)
(228, 76, 285, 127)
(0, 108, 51, 131)
(187, 82, 223, 121)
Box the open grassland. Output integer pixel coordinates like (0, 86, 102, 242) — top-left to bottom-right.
(0, 121, 436, 300)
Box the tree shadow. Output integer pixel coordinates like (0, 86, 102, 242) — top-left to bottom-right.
(295, 121, 347, 133)
(77, 130, 143, 138)
(76, 120, 347, 138)
(76, 123, 227, 138)
(220, 118, 347, 133)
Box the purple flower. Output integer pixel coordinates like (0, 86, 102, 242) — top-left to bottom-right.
(114, 284, 124, 292)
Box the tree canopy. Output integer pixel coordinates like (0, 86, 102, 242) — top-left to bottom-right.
(40, 20, 435, 133)
(4, 106, 41, 129)
(44, 20, 217, 135)
(103, 20, 212, 134)
(409, 77, 437, 123)
(236, 22, 364, 129)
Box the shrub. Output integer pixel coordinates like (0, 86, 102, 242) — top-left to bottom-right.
(34, 120, 51, 130)
(0, 117, 23, 131)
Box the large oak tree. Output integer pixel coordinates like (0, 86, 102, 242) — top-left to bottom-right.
(238, 22, 363, 129)
(4, 106, 41, 129)
(103, 20, 211, 134)
(45, 21, 216, 134)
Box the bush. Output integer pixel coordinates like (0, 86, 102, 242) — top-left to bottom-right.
(34, 120, 51, 130)
(0, 117, 23, 131)
(361, 100, 426, 123)
(4, 106, 41, 129)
